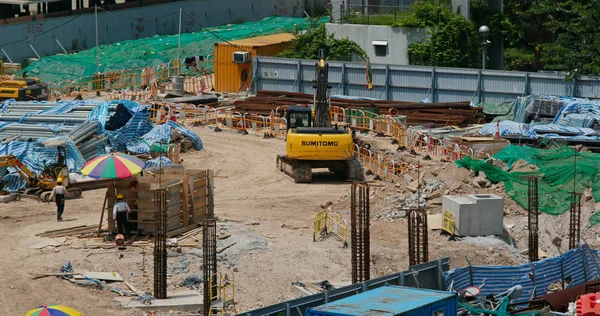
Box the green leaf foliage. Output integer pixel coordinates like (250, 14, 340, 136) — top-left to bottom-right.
(277, 25, 366, 61)
(539, 1, 600, 76)
(407, 0, 481, 68)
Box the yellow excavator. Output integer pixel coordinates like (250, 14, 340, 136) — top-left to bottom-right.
(276, 49, 363, 183)
(0, 77, 49, 101)
(0, 149, 82, 201)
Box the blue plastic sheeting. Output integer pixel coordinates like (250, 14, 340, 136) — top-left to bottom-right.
(0, 136, 85, 191)
(445, 244, 600, 303)
(145, 156, 173, 169)
(0, 99, 11, 113)
(167, 121, 203, 150)
(126, 121, 203, 154)
(479, 121, 595, 138)
(1, 174, 27, 192)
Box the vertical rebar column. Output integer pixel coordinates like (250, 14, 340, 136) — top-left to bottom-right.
(528, 177, 539, 262)
(408, 161, 428, 266)
(203, 218, 217, 316)
(351, 183, 370, 284)
(153, 189, 168, 299)
(569, 192, 581, 249)
(408, 209, 428, 266)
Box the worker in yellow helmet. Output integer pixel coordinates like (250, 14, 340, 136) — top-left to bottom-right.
(48, 178, 69, 221)
(113, 193, 131, 236)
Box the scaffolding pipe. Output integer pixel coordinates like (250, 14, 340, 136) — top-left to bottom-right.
(0, 115, 89, 124)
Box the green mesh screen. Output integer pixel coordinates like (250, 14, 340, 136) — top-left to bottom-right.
(456, 145, 600, 226)
(21, 16, 327, 83)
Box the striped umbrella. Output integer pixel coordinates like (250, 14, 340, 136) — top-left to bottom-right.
(80, 152, 145, 179)
(25, 304, 82, 316)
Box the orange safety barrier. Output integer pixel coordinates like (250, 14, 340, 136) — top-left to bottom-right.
(145, 99, 490, 182)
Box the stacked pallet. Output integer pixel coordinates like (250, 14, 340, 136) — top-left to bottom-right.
(231, 91, 484, 126)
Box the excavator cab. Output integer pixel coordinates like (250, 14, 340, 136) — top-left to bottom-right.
(286, 106, 312, 130)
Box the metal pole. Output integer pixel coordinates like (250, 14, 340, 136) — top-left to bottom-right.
(177, 8, 182, 75)
(95, 5, 99, 73)
(0, 46, 13, 63)
(482, 42, 486, 70)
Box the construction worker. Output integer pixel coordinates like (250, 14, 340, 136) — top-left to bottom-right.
(113, 194, 131, 236)
(48, 178, 69, 221)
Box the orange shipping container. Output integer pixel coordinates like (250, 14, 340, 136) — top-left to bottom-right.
(214, 33, 295, 93)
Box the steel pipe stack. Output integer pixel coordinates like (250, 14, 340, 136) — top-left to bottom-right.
(68, 121, 100, 145)
(0, 114, 89, 125)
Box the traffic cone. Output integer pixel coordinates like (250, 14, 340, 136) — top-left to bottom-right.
(494, 122, 500, 139)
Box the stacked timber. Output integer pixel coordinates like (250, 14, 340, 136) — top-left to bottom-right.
(232, 90, 484, 126)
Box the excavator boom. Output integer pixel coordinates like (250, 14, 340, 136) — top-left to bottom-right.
(277, 49, 364, 183)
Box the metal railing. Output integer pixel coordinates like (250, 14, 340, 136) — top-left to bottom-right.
(340, 1, 414, 25)
(236, 257, 449, 316)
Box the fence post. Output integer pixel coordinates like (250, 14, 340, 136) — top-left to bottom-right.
(430, 68, 437, 102)
(477, 69, 483, 104)
(252, 57, 259, 93)
(524, 73, 530, 96)
(341, 62, 347, 96)
(385, 64, 390, 101)
(297, 59, 302, 93)
(572, 77, 578, 97)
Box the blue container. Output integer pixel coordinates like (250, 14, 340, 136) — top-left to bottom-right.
(306, 285, 457, 316)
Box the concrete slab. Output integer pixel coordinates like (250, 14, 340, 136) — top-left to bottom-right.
(0, 194, 17, 203)
(115, 289, 203, 312)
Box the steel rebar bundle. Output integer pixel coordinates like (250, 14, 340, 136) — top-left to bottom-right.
(528, 177, 539, 262)
(203, 217, 217, 316)
(569, 192, 581, 249)
(154, 189, 168, 299)
(351, 182, 370, 284)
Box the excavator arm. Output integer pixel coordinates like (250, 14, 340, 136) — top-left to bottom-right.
(0, 155, 37, 186)
(313, 48, 331, 128)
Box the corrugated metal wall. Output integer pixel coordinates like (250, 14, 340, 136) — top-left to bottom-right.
(253, 56, 600, 102)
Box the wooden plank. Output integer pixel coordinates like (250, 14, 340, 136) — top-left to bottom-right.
(73, 272, 123, 282)
(193, 178, 208, 190)
(182, 178, 190, 227)
(187, 175, 194, 219)
(98, 191, 109, 236)
(207, 170, 214, 218)
(193, 197, 207, 209)
(217, 242, 237, 253)
(167, 224, 198, 238)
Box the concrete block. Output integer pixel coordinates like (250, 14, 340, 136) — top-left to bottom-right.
(442, 194, 504, 236)
(0, 194, 18, 203)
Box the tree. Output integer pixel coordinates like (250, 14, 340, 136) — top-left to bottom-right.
(540, 1, 600, 76)
(406, 1, 481, 68)
(278, 25, 366, 61)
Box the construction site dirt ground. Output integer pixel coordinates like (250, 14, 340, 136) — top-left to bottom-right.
(1, 126, 599, 315)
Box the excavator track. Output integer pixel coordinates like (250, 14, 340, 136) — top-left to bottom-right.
(277, 155, 365, 183)
(346, 157, 365, 181)
(277, 155, 312, 183)
(39, 188, 83, 202)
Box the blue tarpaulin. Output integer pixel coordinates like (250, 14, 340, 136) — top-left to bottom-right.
(445, 244, 600, 303)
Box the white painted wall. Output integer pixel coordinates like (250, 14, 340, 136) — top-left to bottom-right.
(325, 23, 426, 65)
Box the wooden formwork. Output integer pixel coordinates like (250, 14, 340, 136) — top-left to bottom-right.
(105, 168, 214, 237)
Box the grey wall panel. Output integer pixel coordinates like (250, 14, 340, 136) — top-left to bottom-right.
(254, 56, 600, 103)
(481, 71, 526, 96)
(0, 0, 303, 63)
(389, 87, 429, 102)
(577, 76, 600, 99)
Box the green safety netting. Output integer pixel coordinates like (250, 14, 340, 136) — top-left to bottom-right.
(455, 145, 600, 226)
(21, 16, 328, 84)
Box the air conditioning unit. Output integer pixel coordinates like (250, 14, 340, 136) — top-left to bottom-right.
(233, 51, 250, 64)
